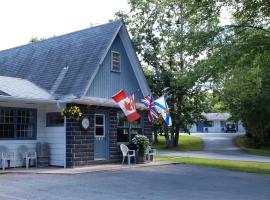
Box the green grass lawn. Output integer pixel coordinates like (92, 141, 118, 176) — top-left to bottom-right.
(235, 135, 270, 157)
(157, 155, 270, 174)
(153, 135, 203, 151)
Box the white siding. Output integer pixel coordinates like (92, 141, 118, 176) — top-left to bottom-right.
(190, 124, 197, 133)
(0, 102, 66, 167)
(238, 121, 246, 133)
(0, 140, 37, 167)
(37, 105, 66, 167)
(205, 120, 223, 133)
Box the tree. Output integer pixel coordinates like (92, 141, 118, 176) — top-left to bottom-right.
(116, 0, 221, 147)
(115, 0, 270, 147)
(29, 36, 45, 43)
(29, 35, 55, 43)
(197, 0, 270, 146)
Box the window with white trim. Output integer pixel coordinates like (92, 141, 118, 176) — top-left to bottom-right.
(0, 107, 37, 140)
(95, 114, 105, 137)
(111, 51, 121, 72)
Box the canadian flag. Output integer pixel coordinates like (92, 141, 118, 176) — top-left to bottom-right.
(112, 90, 140, 122)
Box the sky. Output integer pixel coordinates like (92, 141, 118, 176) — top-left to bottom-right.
(0, 0, 130, 51)
(0, 0, 231, 51)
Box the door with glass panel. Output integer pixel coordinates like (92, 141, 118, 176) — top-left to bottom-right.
(94, 111, 109, 160)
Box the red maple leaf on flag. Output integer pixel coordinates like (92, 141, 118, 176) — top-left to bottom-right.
(124, 95, 136, 111)
(124, 100, 132, 111)
(112, 90, 140, 122)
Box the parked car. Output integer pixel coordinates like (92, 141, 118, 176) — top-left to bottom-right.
(225, 123, 237, 133)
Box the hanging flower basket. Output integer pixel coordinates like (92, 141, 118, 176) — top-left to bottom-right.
(61, 105, 82, 120)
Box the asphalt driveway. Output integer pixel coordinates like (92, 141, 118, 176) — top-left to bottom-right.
(160, 133, 270, 162)
(0, 165, 270, 200)
(194, 132, 245, 154)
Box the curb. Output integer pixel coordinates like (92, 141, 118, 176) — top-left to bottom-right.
(2, 162, 177, 175)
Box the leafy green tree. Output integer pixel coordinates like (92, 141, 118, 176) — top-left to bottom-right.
(203, 92, 227, 113)
(29, 36, 46, 43)
(197, 0, 270, 146)
(29, 35, 55, 43)
(116, 0, 221, 147)
(115, 0, 270, 147)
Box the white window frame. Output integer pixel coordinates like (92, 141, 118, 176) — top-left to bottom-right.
(111, 51, 121, 72)
(0, 107, 37, 140)
(94, 114, 105, 137)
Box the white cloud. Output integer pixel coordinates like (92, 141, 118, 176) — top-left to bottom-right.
(0, 0, 129, 50)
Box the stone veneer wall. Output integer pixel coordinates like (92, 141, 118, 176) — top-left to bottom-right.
(66, 104, 153, 167)
(143, 112, 153, 142)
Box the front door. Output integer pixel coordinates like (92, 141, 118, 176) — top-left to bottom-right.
(94, 111, 109, 160)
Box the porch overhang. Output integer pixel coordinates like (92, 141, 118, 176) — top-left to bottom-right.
(0, 94, 146, 110)
(0, 95, 57, 104)
(72, 96, 146, 110)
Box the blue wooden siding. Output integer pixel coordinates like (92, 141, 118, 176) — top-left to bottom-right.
(86, 35, 144, 100)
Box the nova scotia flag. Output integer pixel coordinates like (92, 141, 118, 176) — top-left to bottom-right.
(153, 96, 172, 126)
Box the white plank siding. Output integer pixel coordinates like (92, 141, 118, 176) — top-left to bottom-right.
(37, 105, 66, 167)
(0, 140, 37, 167)
(205, 120, 223, 133)
(0, 102, 66, 167)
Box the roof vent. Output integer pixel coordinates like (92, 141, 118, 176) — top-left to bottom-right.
(50, 65, 69, 94)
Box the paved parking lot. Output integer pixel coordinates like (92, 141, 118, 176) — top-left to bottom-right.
(0, 164, 270, 200)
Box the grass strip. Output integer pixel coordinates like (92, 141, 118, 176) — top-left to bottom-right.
(235, 135, 270, 157)
(157, 155, 270, 174)
(153, 135, 204, 151)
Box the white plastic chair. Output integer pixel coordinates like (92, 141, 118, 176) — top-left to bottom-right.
(120, 144, 136, 165)
(18, 146, 37, 168)
(0, 146, 16, 170)
(25, 152, 37, 169)
(146, 146, 157, 162)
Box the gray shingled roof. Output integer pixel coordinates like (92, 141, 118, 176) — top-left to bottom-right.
(0, 76, 52, 100)
(0, 20, 122, 98)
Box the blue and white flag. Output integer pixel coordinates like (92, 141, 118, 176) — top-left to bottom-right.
(153, 96, 172, 126)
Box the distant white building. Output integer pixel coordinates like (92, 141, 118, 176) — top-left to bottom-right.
(190, 113, 245, 133)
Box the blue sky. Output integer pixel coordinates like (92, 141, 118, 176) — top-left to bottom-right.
(0, 0, 129, 50)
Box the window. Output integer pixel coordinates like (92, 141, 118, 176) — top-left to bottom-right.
(220, 121, 226, 127)
(204, 121, 213, 127)
(117, 112, 142, 143)
(111, 51, 121, 72)
(0, 107, 37, 140)
(46, 112, 64, 127)
(95, 114, 105, 137)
